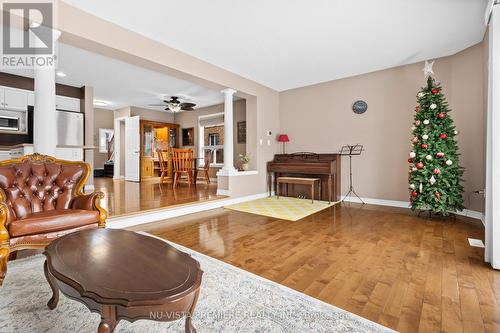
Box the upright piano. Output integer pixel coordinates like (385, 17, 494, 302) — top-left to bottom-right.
(267, 152, 341, 202)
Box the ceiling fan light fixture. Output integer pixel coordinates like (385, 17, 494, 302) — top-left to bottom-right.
(168, 103, 182, 112)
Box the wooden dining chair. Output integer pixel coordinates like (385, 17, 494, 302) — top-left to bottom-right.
(172, 148, 194, 187)
(156, 148, 169, 184)
(197, 150, 212, 184)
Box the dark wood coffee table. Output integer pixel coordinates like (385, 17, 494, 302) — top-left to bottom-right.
(43, 229, 203, 333)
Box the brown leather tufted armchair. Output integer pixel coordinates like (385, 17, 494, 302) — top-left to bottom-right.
(0, 154, 107, 286)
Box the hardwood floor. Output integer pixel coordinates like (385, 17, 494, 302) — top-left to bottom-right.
(132, 203, 500, 333)
(93, 177, 222, 216)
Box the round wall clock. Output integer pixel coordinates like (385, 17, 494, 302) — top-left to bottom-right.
(352, 100, 368, 114)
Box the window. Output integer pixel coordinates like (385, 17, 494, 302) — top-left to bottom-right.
(99, 128, 114, 153)
(208, 133, 220, 146)
(198, 113, 225, 166)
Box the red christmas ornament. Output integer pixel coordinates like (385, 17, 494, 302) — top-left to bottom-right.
(421, 143, 428, 149)
(431, 88, 439, 95)
(433, 167, 441, 174)
(415, 105, 420, 113)
(416, 162, 424, 169)
(438, 112, 446, 119)
(435, 191, 441, 201)
(436, 152, 445, 158)
(440, 133, 447, 139)
(408, 158, 414, 164)
(411, 191, 418, 197)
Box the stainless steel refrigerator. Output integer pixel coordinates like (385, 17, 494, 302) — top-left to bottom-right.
(56, 110, 84, 146)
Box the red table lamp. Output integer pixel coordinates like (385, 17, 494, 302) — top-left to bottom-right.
(278, 134, 290, 154)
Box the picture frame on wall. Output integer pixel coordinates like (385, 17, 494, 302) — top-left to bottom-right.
(182, 127, 195, 146)
(237, 121, 246, 143)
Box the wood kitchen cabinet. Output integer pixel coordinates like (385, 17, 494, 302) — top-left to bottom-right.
(140, 120, 179, 180)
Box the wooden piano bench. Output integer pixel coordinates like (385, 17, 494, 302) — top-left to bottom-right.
(276, 177, 326, 204)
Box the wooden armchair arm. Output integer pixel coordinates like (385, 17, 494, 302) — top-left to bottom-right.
(0, 202, 9, 245)
(71, 192, 108, 228)
(0, 202, 9, 286)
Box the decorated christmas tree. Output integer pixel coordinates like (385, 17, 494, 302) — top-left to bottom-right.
(408, 61, 464, 215)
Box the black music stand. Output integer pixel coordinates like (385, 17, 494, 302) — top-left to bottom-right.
(340, 144, 364, 204)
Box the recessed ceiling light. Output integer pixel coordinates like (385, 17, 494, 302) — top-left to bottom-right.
(56, 71, 66, 77)
(93, 100, 109, 107)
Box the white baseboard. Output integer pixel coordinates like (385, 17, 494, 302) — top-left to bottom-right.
(343, 195, 484, 222)
(107, 191, 484, 230)
(343, 195, 410, 209)
(108, 192, 269, 229)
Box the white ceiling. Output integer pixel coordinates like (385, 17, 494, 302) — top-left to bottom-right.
(2, 43, 224, 111)
(62, 0, 488, 91)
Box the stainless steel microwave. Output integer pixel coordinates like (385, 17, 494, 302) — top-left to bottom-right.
(0, 109, 27, 134)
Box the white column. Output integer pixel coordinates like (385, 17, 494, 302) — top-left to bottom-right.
(33, 30, 60, 156)
(221, 88, 237, 174)
(486, 5, 500, 269)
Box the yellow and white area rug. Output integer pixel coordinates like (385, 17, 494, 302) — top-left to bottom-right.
(225, 196, 340, 221)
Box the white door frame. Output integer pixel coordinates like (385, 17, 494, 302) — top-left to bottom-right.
(113, 117, 127, 180)
(486, 5, 500, 269)
(125, 116, 140, 182)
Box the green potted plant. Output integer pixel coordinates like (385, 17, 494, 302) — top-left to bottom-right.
(239, 154, 250, 171)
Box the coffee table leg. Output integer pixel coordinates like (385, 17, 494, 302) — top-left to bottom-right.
(185, 289, 200, 333)
(98, 305, 118, 333)
(43, 260, 59, 310)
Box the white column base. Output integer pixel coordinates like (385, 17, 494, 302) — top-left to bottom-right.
(217, 167, 238, 176)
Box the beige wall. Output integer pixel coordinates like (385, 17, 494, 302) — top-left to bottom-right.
(175, 99, 246, 167)
(94, 108, 115, 169)
(57, 1, 486, 203)
(280, 43, 486, 212)
(130, 106, 175, 123)
(114, 106, 131, 119)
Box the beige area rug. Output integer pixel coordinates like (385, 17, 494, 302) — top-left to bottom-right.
(0, 232, 392, 333)
(225, 196, 340, 221)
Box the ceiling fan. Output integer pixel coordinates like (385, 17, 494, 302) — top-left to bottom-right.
(149, 96, 196, 112)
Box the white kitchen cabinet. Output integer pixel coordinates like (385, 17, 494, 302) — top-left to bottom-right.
(27, 91, 34, 106)
(10, 145, 33, 159)
(2, 87, 28, 111)
(0, 150, 10, 161)
(56, 96, 80, 112)
(0, 86, 79, 111)
(9, 145, 84, 162)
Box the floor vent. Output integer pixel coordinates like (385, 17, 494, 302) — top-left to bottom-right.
(468, 238, 485, 248)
